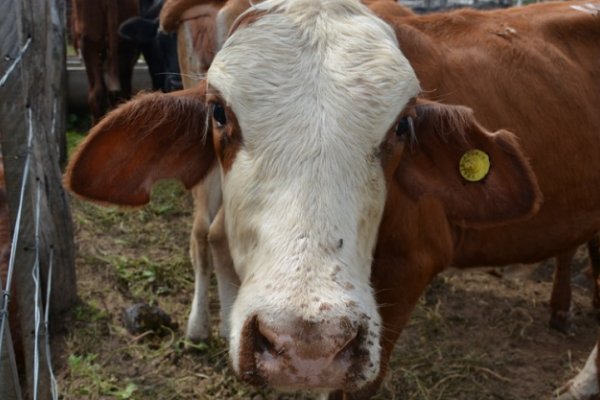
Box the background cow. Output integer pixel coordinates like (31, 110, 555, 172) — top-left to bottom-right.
(160, 0, 225, 88)
(66, 0, 600, 398)
(71, 0, 140, 124)
(158, 0, 233, 343)
(119, 0, 183, 92)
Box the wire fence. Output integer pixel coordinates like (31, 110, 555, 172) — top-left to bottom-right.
(0, 107, 60, 400)
(0, 0, 76, 399)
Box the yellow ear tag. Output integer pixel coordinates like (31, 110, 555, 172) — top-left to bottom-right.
(459, 149, 490, 182)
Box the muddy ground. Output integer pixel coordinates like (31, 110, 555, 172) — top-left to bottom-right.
(54, 180, 598, 400)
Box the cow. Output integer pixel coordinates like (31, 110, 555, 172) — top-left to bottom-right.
(65, 0, 600, 398)
(158, 0, 600, 349)
(119, 0, 184, 93)
(71, 0, 140, 124)
(159, 0, 225, 89)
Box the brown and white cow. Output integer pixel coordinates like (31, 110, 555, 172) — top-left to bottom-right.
(66, 0, 600, 398)
(71, 0, 140, 124)
(159, 0, 599, 347)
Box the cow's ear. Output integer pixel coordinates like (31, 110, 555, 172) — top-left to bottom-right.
(395, 100, 542, 229)
(65, 87, 215, 206)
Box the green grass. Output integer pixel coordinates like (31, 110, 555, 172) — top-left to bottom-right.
(66, 114, 90, 158)
(67, 354, 139, 399)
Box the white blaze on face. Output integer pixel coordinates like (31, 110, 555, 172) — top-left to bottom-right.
(207, 0, 420, 378)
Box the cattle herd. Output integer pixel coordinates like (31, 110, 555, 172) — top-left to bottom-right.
(61, 0, 600, 398)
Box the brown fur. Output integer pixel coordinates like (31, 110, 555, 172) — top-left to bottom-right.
(66, 88, 215, 205)
(364, 0, 415, 18)
(160, 0, 225, 32)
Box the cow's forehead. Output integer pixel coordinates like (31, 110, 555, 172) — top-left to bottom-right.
(207, 0, 420, 147)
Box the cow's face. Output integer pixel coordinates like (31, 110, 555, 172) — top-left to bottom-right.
(206, 0, 418, 391)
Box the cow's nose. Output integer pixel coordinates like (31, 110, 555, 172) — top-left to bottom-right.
(238, 315, 369, 390)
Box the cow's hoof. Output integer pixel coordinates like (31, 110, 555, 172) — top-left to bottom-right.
(218, 322, 230, 340)
(549, 310, 573, 334)
(185, 326, 212, 348)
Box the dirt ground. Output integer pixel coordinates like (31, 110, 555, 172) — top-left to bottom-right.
(54, 182, 599, 400)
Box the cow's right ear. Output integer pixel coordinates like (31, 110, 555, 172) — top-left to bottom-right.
(65, 87, 215, 206)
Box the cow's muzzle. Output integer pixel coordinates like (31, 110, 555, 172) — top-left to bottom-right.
(237, 314, 373, 391)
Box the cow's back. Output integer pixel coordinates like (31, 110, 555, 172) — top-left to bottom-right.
(177, 5, 220, 88)
(388, 1, 600, 265)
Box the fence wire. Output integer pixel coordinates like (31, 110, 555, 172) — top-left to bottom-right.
(45, 249, 58, 399)
(0, 37, 32, 89)
(0, 102, 59, 399)
(32, 181, 41, 400)
(0, 107, 35, 359)
(45, 97, 60, 400)
(31, 102, 60, 400)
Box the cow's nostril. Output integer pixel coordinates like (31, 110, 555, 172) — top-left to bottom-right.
(254, 318, 281, 356)
(335, 325, 364, 361)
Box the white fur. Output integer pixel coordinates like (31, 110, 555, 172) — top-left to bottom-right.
(556, 344, 600, 399)
(207, 0, 420, 388)
(186, 168, 227, 341)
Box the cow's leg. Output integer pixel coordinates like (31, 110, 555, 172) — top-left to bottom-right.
(187, 186, 213, 342)
(207, 207, 239, 338)
(73, 0, 108, 124)
(105, 0, 124, 101)
(80, 34, 107, 124)
(115, 39, 138, 103)
(550, 247, 576, 333)
(588, 234, 600, 321)
(186, 169, 221, 343)
(106, 0, 138, 105)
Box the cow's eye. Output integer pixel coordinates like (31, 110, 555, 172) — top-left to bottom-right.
(212, 103, 227, 127)
(396, 116, 413, 138)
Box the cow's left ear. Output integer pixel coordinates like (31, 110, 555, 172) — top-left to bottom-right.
(395, 100, 542, 229)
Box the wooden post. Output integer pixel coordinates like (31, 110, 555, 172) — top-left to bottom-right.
(0, 274, 23, 400)
(0, 0, 76, 398)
